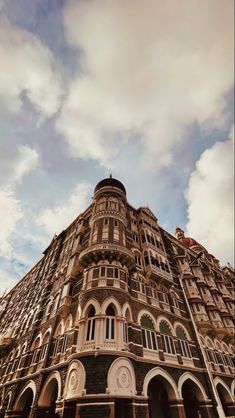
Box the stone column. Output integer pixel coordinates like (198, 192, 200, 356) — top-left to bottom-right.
(169, 399, 186, 418)
(225, 401, 235, 417)
(0, 409, 6, 418)
(77, 319, 85, 351)
(116, 317, 123, 350)
(62, 402, 76, 418)
(32, 406, 48, 418)
(198, 401, 216, 418)
(132, 400, 150, 418)
(96, 315, 104, 347)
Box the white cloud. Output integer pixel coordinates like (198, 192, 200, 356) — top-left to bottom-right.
(0, 266, 17, 296)
(0, 187, 24, 258)
(37, 183, 92, 235)
(0, 16, 62, 117)
(0, 145, 39, 258)
(58, 0, 234, 167)
(185, 127, 234, 265)
(11, 145, 39, 183)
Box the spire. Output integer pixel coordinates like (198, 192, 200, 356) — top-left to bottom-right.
(109, 173, 112, 178)
(175, 226, 185, 239)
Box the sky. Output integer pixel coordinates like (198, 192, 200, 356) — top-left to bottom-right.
(0, 0, 234, 295)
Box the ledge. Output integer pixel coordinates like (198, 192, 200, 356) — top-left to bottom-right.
(79, 243, 135, 268)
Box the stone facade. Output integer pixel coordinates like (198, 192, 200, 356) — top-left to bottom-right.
(0, 177, 234, 418)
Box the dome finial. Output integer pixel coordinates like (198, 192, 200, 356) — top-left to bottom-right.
(109, 173, 112, 178)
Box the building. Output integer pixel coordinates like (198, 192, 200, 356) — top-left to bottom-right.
(0, 176, 234, 418)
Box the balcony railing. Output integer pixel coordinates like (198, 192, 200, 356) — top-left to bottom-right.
(79, 243, 135, 267)
(145, 265, 173, 286)
(0, 337, 14, 354)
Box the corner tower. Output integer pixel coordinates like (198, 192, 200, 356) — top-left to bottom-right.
(79, 176, 135, 277)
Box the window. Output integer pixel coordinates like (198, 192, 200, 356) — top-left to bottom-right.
(176, 326, 191, 358)
(62, 333, 69, 352)
(105, 306, 115, 340)
(159, 321, 175, 355)
(86, 307, 96, 341)
(140, 315, 157, 351)
(93, 268, 99, 279)
(100, 266, 106, 277)
(144, 252, 149, 266)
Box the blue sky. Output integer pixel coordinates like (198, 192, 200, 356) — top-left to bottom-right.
(0, 0, 234, 294)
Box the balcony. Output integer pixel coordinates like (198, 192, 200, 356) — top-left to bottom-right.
(79, 243, 135, 268)
(195, 318, 211, 332)
(0, 337, 14, 354)
(145, 265, 173, 287)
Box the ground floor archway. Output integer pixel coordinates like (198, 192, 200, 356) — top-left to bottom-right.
(114, 398, 133, 418)
(14, 387, 34, 418)
(216, 382, 234, 417)
(147, 376, 174, 418)
(182, 380, 203, 418)
(37, 375, 59, 418)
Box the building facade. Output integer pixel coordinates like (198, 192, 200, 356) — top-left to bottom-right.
(0, 177, 234, 418)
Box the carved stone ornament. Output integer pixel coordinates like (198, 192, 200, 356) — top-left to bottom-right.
(116, 366, 131, 389)
(68, 369, 79, 391)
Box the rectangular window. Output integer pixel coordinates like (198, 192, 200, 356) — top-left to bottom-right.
(162, 335, 176, 355)
(105, 317, 115, 339)
(107, 268, 113, 278)
(93, 268, 99, 279)
(142, 329, 158, 351)
(141, 329, 147, 348)
(100, 266, 106, 277)
(179, 340, 191, 358)
(62, 334, 69, 352)
(87, 318, 95, 341)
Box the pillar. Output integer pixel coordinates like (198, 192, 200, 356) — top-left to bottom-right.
(225, 401, 235, 417)
(169, 400, 186, 418)
(132, 400, 149, 418)
(198, 401, 217, 418)
(32, 406, 48, 418)
(62, 402, 76, 418)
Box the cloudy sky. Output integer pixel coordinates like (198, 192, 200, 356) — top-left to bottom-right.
(0, 0, 234, 294)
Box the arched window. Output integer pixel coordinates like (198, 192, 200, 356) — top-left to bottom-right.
(86, 307, 96, 341)
(144, 251, 149, 266)
(176, 326, 191, 358)
(171, 292, 180, 308)
(122, 308, 131, 344)
(140, 315, 157, 351)
(97, 197, 106, 212)
(39, 331, 50, 361)
(159, 321, 175, 355)
(105, 305, 115, 340)
(62, 316, 73, 353)
(31, 335, 41, 364)
(53, 323, 63, 357)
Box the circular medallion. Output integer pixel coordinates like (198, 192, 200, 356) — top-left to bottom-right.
(116, 367, 130, 389)
(68, 369, 79, 391)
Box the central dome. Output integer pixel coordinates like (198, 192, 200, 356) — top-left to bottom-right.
(94, 177, 126, 195)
